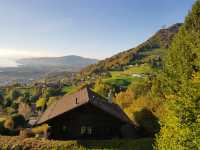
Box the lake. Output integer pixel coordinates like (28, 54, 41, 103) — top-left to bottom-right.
(0, 58, 20, 68)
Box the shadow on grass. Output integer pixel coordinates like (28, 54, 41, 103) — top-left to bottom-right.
(134, 108, 160, 137)
(77, 138, 153, 150)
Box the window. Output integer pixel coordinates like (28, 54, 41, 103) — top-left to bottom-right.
(81, 126, 93, 135)
(87, 127, 92, 135)
(81, 126, 86, 134)
(62, 125, 67, 133)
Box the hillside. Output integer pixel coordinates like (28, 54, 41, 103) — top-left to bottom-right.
(80, 23, 182, 77)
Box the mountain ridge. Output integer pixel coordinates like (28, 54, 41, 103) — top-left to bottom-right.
(79, 23, 182, 77)
(17, 55, 98, 70)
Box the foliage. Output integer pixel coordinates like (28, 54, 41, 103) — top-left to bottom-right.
(43, 87, 61, 99)
(61, 86, 74, 94)
(0, 136, 153, 150)
(17, 102, 31, 120)
(133, 108, 160, 136)
(4, 107, 16, 115)
(19, 129, 34, 138)
(29, 87, 42, 102)
(0, 119, 5, 134)
(155, 1, 200, 149)
(36, 98, 46, 109)
(11, 114, 26, 129)
(4, 117, 14, 130)
(0, 114, 26, 136)
(93, 78, 111, 98)
(128, 78, 152, 99)
(114, 77, 163, 136)
(79, 23, 181, 80)
(114, 89, 135, 109)
(31, 124, 49, 135)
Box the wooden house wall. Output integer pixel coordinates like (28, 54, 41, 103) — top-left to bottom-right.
(46, 103, 126, 140)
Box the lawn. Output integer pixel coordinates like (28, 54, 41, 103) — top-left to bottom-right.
(110, 63, 154, 78)
(0, 136, 153, 150)
(61, 86, 75, 94)
(124, 64, 153, 75)
(104, 76, 136, 88)
(104, 64, 153, 89)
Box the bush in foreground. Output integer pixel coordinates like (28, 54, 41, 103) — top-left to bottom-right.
(155, 1, 200, 149)
(0, 136, 153, 150)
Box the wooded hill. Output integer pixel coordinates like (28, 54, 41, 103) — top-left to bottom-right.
(80, 23, 182, 77)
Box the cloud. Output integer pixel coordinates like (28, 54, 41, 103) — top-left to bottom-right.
(0, 49, 59, 58)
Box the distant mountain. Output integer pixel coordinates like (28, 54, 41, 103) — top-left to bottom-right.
(0, 55, 98, 86)
(17, 55, 98, 71)
(80, 23, 182, 76)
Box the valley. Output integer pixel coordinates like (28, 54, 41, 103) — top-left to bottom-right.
(0, 55, 98, 86)
(0, 0, 199, 149)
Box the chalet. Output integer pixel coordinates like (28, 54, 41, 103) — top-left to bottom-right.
(37, 87, 137, 140)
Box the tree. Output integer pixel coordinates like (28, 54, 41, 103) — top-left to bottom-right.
(11, 114, 26, 129)
(18, 102, 31, 120)
(30, 87, 42, 102)
(43, 87, 61, 98)
(36, 98, 46, 110)
(93, 78, 110, 98)
(4, 117, 14, 130)
(155, 1, 200, 149)
(9, 89, 21, 100)
(114, 89, 135, 109)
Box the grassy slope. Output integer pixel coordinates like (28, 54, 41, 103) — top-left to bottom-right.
(102, 63, 153, 90)
(61, 63, 154, 94)
(0, 136, 153, 150)
(80, 24, 182, 78)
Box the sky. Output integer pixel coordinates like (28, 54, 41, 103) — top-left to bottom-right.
(0, 0, 196, 59)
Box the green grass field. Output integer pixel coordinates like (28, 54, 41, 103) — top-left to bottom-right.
(104, 76, 136, 87)
(61, 85, 75, 93)
(102, 63, 153, 89)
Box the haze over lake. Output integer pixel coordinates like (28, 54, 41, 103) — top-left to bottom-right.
(0, 58, 20, 68)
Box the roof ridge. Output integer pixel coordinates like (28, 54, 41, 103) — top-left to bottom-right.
(37, 87, 132, 125)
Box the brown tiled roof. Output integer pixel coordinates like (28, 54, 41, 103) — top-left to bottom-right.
(37, 87, 131, 125)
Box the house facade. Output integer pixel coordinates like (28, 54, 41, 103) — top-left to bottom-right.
(37, 87, 137, 140)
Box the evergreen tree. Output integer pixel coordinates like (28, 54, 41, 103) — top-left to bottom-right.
(155, 1, 200, 149)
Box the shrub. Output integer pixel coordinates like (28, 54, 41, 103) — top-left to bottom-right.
(114, 89, 135, 109)
(133, 108, 160, 136)
(36, 98, 46, 109)
(18, 102, 31, 120)
(31, 124, 49, 135)
(11, 114, 26, 129)
(8, 89, 21, 101)
(0, 120, 6, 134)
(19, 129, 34, 138)
(0, 136, 153, 150)
(43, 87, 61, 98)
(124, 96, 164, 120)
(155, 1, 200, 149)
(129, 78, 151, 99)
(4, 117, 14, 130)
(93, 78, 111, 98)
